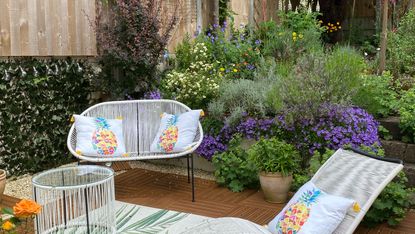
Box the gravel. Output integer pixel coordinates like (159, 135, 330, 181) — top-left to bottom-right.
(4, 161, 214, 200)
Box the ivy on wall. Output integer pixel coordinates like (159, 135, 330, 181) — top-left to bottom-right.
(0, 58, 98, 175)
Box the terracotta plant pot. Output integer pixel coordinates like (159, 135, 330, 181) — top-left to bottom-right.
(0, 169, 6, 202)
(259, 171, 293, 203)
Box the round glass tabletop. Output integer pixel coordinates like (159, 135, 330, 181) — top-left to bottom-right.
(32, 165, 114, 189)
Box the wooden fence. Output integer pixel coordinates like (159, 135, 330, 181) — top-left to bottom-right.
(0, 0, 96, 57)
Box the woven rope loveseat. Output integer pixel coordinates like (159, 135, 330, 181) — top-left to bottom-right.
(67, 100, 203, 201)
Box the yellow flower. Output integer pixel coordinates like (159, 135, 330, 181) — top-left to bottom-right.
(330, 30, 333, 32)
(2, 221, 15, 231)
(339, 26, 342, 29)
(292, 32, 297, 37)
(337, 22, 340, 25)
(292, 37, 297, 41)
(233, 69, 238, 73)
(219, 67, 225, 72)
(299, 34, 303, 39)
(318, 20, 323, 24)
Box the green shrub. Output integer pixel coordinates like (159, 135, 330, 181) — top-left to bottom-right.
(162, 42, 221, 109)
(95, 0, 178, 98)
(353, 72, 398, 117)
(255, 11, 323, 62)
(398, 88, 415, 143)
(212, 136, 258, 192)
(388, 10, 415, 78)
(267, 46, 366, 122)
(208, 77, 274, 125)
(364, 173, 415, 227)
(0, 59, 95, 175)
(248, 138, 299, 175)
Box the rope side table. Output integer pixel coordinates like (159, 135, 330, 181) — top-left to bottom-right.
(32, 165, 115, 234)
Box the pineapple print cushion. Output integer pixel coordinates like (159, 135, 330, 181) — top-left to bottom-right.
(268, 181, 355, 234)
(150, 110, 202, 153)
(74, 115, 126, 157)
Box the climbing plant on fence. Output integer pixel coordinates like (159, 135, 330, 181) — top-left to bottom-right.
(0, 58, 98, 175)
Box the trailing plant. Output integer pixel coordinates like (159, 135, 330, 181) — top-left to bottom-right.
(353, 72, 398, 117)
(212, 136, 258, 192)
(0, 58, 95, 175)
(276, 105, 380, 168)
(398, 87, 415, 143)
(197, 117, 278, 160)
(248, 138, 299, 175)
(95, 0, 178, 98)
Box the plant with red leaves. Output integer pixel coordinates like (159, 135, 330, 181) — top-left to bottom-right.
(95, 0, 179, 98)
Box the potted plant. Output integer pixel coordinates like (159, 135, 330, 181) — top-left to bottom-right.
(248, 137, 299, 203)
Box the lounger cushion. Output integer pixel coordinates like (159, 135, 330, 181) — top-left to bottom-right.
(150, 110, 202, 153)
(268, 181, 354, 234)
(73, 115, 126, 157)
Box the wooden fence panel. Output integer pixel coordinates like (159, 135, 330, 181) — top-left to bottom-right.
(0, 0, 96, 56)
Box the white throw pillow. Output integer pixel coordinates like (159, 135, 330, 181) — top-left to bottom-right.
(150, 110, 202, 153)
(268, 181, 354, 234)
(74, 115, 126, 157)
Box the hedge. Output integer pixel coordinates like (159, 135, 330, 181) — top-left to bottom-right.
(0, 58, 98, 175)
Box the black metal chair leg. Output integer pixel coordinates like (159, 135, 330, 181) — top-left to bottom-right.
(191, 154, 195, 202)
(187, 154, 190, 183)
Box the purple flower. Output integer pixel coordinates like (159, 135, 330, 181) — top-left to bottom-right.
(255, 39, 261, 45)
(143, 90, 162, 99)
(196, 135, 227, 160)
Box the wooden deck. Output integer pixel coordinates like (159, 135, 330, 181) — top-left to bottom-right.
(115, 168, 415, 234)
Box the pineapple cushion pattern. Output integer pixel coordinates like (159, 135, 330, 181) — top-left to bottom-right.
(150, 110, 203, 153)
(74, 115, 126, 157)
(268, 181, 355, 234)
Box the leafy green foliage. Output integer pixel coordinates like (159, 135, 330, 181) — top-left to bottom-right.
(388, 10, 415, 78)
(267, 46, 366, 122)
(398, 88, 415, 143)
(364, 173, 415, 227)
(291, 149, 334, 191)
(353, 72, 398, 117)
(248, 138, 299, 175)
(0, 59, 94, 175)
(212, 136, 258, 192)
(255, 11, 323, 62)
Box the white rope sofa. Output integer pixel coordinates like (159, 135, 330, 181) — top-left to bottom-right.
(67, 99, 203, 201)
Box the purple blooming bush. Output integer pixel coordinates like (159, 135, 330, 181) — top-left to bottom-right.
(277, 105, 380, 167)
(197, 117, 279, 160)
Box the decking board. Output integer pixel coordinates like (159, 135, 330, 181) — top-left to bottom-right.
(115, 168, 415, 234)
